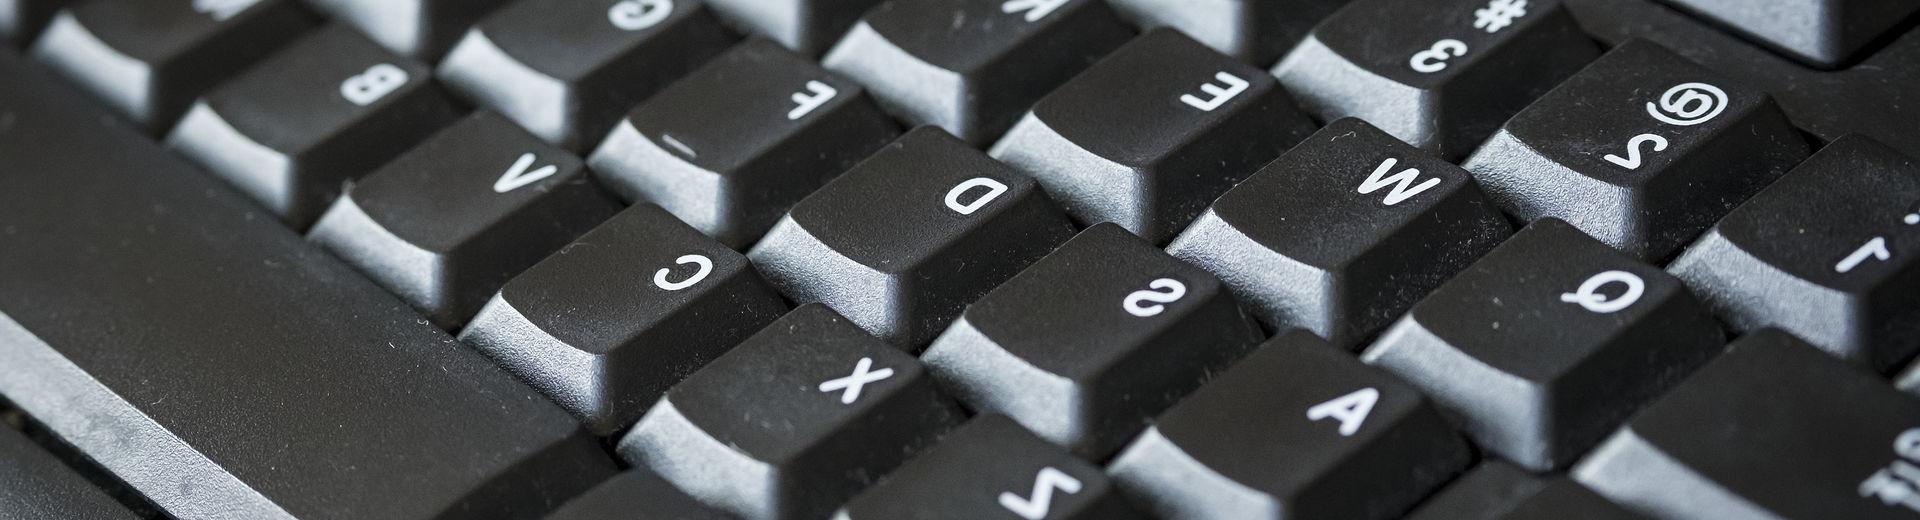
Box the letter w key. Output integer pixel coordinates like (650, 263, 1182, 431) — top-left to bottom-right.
(999, 467, 1082, 519)
(1357, 157, 1441, 206)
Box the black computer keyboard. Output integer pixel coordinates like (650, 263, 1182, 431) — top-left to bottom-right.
(1, 0, 1917, 519)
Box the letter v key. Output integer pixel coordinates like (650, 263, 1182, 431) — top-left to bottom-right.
(493, 153, 560, 193)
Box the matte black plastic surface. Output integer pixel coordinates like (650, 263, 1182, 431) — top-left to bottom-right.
(0, 49, 614, 520)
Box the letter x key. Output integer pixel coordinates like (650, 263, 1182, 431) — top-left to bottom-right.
(820, 357, 895, 404)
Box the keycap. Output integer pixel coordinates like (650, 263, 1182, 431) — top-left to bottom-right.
(705, 0, 881, 55)
(1662, 0, 1920, 69)
(1463, 40, 1810, 261)
(922, 223, 1264, 457)
(544, 469, 728, 520)
(1360, 218, 1724, 471)
(1105, 0, 1348, 64)
(989, 29, 1315, 243)
(0, 0, 68, 45)
(835, 414, 1144, 520)
(618, 304, 964, 520)
(1108, 331, 1473, 520)
(1168, 118, 1512, 348)
(1497, 480, 1646, 520)
(308, 111, 622, 329)
(305, 0, 510, 61)
(588, 39, 898, 248)
(164, 25, 461, 228)
(821, 0, 1134, 145)
(1565, 0, 1920, 157)
(1404, 461, 1543, 520)
(1897, 359, 1920, 398)
(1272, 0, 1599, 159)
(749, 127, 1076, 347)
(1668, 135, 1920, 370)
(0, 426, 136, 520)
(1407, 461, 1640, 520)
(29, 0, 316, 133)
(1573, 329, 1920, 519)
(437, 0, 736, 151)
(0, 49, 614, 520)
(461, 203, 790, 435)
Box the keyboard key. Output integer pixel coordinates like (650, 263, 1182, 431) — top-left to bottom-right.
(1565, 0, 1920, 157)
(1168, 118, 1512, 348)
(437, 0, 736, 151)
(461, 203, 790, 434)
(1463, 40, 1811, 261)
(1108, 331, 1473, 520)
(1662, 0, 1920, 69)
(821, 0, 1133, 145)
(0, 49, 614, 519)
(705, 0, 880, 55)
(1403, 461, 1542, 520)
(164, 25, 461, 228)
(305, 0, 511, 61)
(748, 127, 1076, 347)
(544, 469, 728, 520)
(1668, 135, 1920, 369)
(1360, 218, 1724, 471)
(1105, 0, 1349, 64)
(836, 414, 1144, 520)
(30, 0, 316, 133)
(618, 304, 963, 520)
(1407, 461, 1639, 520)
(922, 223, 1264, 457)
(0, 0, 69, 45)
(990, 29, 1315, 243)
(1498, 479, 1646, 520)
(308, 111, 621, 329)
(1272, 0, 1599, 159)
(588, 39, 898, 248)
(1573, 329, 1920, 519)
(0, 426, 136, 520)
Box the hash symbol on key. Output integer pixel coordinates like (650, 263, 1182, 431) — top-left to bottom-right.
(1473, 0, 1528, 33)
(819, 357, 895, 404)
